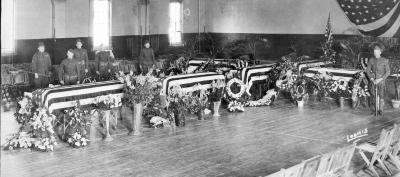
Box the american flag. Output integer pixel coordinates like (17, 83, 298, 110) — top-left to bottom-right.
(325, 13, 333, 48)
(337, 0, 400, 37)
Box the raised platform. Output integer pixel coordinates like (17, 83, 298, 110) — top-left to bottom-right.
(1, 99, 400, 177)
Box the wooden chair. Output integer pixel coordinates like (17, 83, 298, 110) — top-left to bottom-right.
(329, 144, 356, 176)
(266, 169, 285, 177)
(299, 155, 321, 177)
(316, 152, 334, 177)
(357, 128, 392, 177)
(387, 124, 400, 170)
(283, 163, 304, 177)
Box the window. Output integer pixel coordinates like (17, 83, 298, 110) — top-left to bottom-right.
(1, 0, 15, 54)
(93, 0, 111, 49)
(169, 1, 183, 46)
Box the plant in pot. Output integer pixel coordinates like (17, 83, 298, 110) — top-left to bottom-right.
(187, 86, 210, 120)
(95, 94, 122, 141)
(327, 79, 352, 108)
(291, 83, 308, 108)
(391, 63, 400, 108)
(166, 85, 191, 127)
(117, 70, 159, 135)
(209, 79, 226, 117)
(351, 72, 370, 109)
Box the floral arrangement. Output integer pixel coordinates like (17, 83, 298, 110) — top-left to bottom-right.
(142, 90, 167, 124)
(67, 132, 89, 148)
(246, 89, 277, 107)
(209, 79, 226, 102)
(187, 85, 210, 114)
(96, 94, 122, 110)
(226, 78, 247, 99)
(327, 79, 352, 99)
(227, 100, 245, 112)
(5, 98, 58, 152)
(62, 101, 94, 148)
(166, 85, 191, 126)
(117, 69, 159, 107)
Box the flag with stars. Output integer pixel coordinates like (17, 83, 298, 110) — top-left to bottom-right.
(336, 0, 400, 37)
(325, 13, 333, 47)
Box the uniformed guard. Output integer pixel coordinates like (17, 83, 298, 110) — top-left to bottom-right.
(32, 42, 52, 88)
(59, 49, 81, 85)
(73, 39, 89, 81)
(366, 43, 391, 116)
(95, 45, 115, 80)
(138, 41, 156, 74)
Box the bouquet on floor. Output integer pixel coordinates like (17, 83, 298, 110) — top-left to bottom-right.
(117, 69, 159, 107)
(5, 99, 58, 152)
(327, 79, 352, 99)
(227, 100, 245, 112)
(186, 84, 210, 115)
(246, 89, 277, 107)
(166, 85, 192, 126)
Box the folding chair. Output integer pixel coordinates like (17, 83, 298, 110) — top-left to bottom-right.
(266, 169, 285, 177)
(284, 163, 304, 177)
(357, 128, 392, 177)
(329, 145, 356, 176)
(316, 152, 334, 177)
(387, 124, 400, 169)
(299, 155, 321, 177)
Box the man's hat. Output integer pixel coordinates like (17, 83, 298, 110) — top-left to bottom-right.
(76, 39, 83, 44)
(67, 49, 74, 53)
(370, 42, 385, 51)
(38, 42, 45, 47)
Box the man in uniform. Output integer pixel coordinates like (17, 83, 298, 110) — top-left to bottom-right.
(366, 43, 391, 116)
(138, 41, 156, 74)
(59, 49, 81, 85)
(73, 39, 89, 82)
(95, 45, 115, 80)
(32, 42, 52, 88)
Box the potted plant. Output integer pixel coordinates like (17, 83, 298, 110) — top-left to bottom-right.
(166, 85, 191, 126)
(96, 94, 122, 141)
(187, 86, 209, 120)
(118, 70, 159, 135)
(392, 65, 400, 108)
(327, 79, 352, 108)
(291, 84, 308, 108)
(209, 79, 226, 117)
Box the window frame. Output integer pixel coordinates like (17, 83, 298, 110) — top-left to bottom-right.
(1, 0, 16, 55)
(168, 0, 183, 46)
(92, 0, 112, 50)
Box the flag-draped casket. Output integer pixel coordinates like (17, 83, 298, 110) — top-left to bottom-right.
(30, 80, 124, 112)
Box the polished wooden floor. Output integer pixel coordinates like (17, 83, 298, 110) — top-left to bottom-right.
(1, 99, 400, 177)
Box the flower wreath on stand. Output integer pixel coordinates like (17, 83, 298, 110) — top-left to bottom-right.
(225, 78, 247, 112)
(5, 97, 57, 151)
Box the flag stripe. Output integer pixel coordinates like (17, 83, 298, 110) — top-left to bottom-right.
(359, 4, 400, 36)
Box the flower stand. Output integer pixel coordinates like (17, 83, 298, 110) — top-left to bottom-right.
(297, 100, 304, 108)
(133, 103, 143, 136)
(338, 97, 345, 108)
(101, 110, 113, 141)
(197, 110, 205, 120)
(213, 101, 221, 117)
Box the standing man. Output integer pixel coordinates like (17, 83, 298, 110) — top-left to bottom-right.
(95, 45, 115, 80)
(73, 39, 89, 82)
(138, 41, 156, 74)
(59, 49, 81, 85)
(32, 42, 52, 88)
(366, 43, 391, 116)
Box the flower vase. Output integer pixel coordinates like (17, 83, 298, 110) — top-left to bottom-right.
(392, 100, 400, 109)
(133, 102, 143, 136)
(297, 100, 304, 108)
(197, 110, 205, 120)
(338, 97, 345, 108)
(101, 110, 113, 141)
(213, 101, 221, 117)
(175, 111, 185, 127)
(352, 97, 358, 109)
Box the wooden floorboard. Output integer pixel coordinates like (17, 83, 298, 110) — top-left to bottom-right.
(1, 99, 399, 177)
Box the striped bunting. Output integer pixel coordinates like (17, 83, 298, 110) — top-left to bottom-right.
(295, 60, 332, 74)
(161, 72, 225, 95)
(187, 58, 248, 73)
(240, 63, 276, 84)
